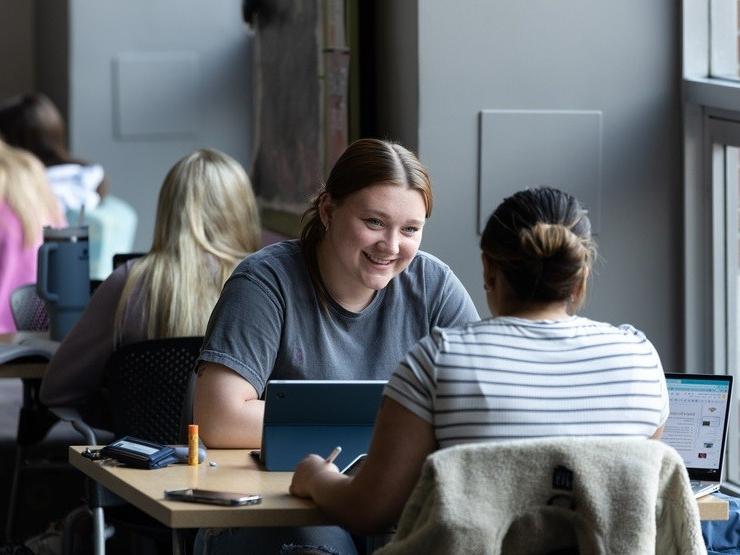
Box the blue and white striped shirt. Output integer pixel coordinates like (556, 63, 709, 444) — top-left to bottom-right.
(384, 316, 669, 448)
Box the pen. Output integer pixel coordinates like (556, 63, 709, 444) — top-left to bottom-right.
(325, 446, 342, 464)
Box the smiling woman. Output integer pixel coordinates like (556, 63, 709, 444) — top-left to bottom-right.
(316, 182, 427, 311)
(305, 138, 433, 311)
(193, 138, 479, 450)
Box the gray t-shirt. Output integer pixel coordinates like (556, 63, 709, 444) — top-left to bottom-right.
(199, 240, 479, 394)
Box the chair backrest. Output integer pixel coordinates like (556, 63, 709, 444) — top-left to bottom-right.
(112, 252, 145, 270)
(376, 437, 705, 555)
(10, 284, 49, 331)
(105, 336, 203, 445)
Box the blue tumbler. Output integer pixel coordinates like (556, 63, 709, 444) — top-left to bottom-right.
(36, 226, 90, 341)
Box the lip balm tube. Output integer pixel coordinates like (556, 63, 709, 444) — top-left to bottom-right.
(188, 424, 199, 466)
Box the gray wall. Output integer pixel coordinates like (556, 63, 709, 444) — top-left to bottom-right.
(378, 1, 683, 369)
(5, 1, 684, 368)
(44, 0, 253, 251)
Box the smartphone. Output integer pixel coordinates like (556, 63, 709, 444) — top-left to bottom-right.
(341, 454, 367, 476)
(164, 488, 262, 506)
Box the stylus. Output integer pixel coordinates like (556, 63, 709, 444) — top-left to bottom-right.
(325, 446, 342, 464)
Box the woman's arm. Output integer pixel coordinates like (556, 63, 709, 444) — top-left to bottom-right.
(290, 397, 437, 535)
(194, 264, 287, 447)
(193, 362, 265, 448)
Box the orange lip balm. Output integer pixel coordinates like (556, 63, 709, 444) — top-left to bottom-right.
(188, 424, 199, 466)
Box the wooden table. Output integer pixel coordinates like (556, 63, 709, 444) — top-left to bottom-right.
(69, 446, 729, 527)
(0, 361, 47, 380)
(697, 492, 730, 520)
(0, 332, 49, 380)
(69, 446, 331, 529)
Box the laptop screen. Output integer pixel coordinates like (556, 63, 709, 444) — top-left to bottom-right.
(662, 373, 733, 482)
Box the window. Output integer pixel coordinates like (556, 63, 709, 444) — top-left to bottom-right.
(709, 0, 740, 80)
(708, 123, 740, 485)
(684, 0, 740, 491)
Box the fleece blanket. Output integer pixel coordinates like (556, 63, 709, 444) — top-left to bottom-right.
(375, 437, 706, 555)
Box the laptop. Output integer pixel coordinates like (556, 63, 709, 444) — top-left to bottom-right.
(661, 373, 733, 498)
(260, 380, 386, 471)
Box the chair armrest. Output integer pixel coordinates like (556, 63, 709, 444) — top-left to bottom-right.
(49, 406, 98, 446)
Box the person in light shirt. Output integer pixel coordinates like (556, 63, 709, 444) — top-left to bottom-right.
(290, 187, 668, 536)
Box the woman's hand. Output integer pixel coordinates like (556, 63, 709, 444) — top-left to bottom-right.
(289, 454, 340, 498)
(286, 400, 436, 534)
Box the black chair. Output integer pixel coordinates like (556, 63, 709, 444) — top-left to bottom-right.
(89, 280, 103, 295)
(5, 285, 55, 543)
(106, 336, 202, 444)
(111, 253, 145, 271)
(10, 281, 99, 328)
(6, 282, 111, 542)
(54, 336, 203, 555)
(9, 284, 48, 332)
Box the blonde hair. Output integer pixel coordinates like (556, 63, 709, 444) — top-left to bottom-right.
(115, 149, 261, 340)
(0, 140, 64, 247)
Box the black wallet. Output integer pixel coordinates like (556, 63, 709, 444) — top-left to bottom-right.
(100, 436, 178, 469)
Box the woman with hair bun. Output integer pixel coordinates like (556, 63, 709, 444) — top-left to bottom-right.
(290, 186, 669, 534)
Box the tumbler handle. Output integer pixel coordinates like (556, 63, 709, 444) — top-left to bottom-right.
(36, 242, 59, 303)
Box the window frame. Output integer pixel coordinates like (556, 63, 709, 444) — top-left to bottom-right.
(684, 0, 740, 492)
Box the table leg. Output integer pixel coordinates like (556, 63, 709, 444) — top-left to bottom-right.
(92, 507, 105, 555)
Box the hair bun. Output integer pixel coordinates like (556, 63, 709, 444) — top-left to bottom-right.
(481, 187, 595, 307)
(519, 222, 582, 260)
(515, 222, 593, 301)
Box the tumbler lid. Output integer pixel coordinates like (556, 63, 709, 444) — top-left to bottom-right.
(43, 226, 89, 242)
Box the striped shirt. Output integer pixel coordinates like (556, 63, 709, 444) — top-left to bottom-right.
(384, 316, 669, 448)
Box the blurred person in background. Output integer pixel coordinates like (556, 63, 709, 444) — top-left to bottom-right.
(40, 148, 261, 427)
(0, 139, 65, 333)
(0, 93, 137, 279)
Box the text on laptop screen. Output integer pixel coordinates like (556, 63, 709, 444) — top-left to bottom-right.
(662, 377, 730, 470)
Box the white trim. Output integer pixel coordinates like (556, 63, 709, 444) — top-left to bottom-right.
(685, 78, 740, 113)
(722, 482, 740, 496)
(684, 103, 712, 371)
(709, 0, 738, 78)
(725, 145, 739, 485)
(724, 146, 737, 374)
(683, 0, 709, 77)
(711, 142, 726, 372)
(683, 0, 740, 492)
